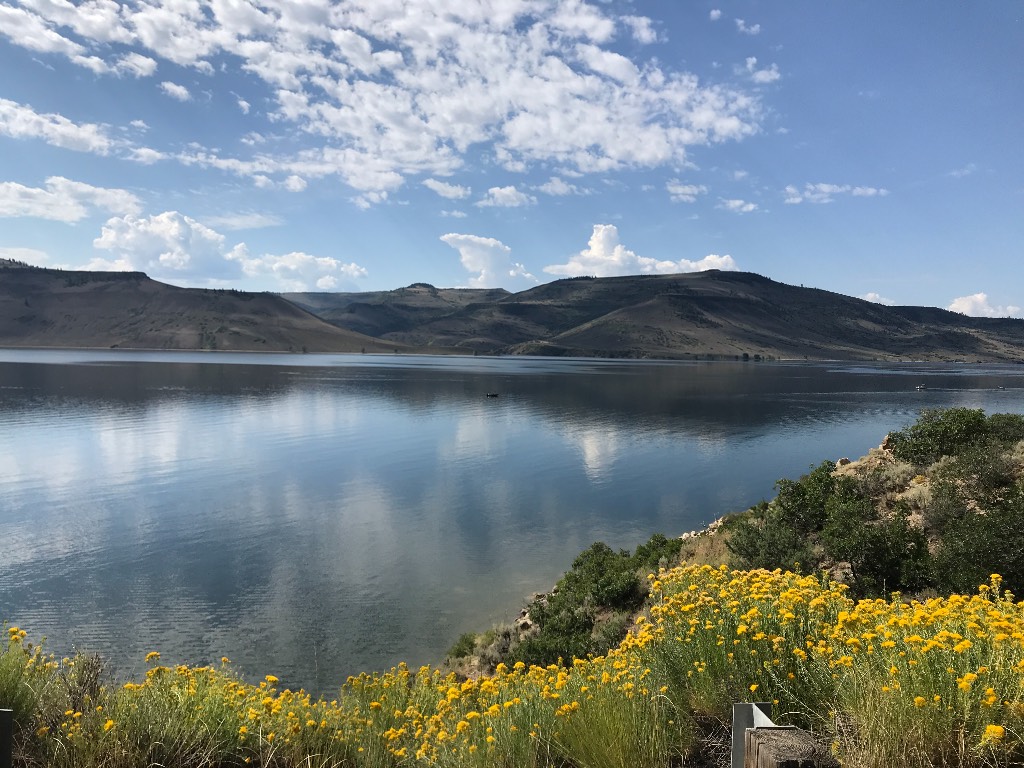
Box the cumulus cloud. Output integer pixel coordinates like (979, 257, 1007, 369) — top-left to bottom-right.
(423, 179, 471, 199)
(159, 81, 191, 101)
(0, 176, 141, 222)
(237, 98, 251, 114)
(949, 163, 977, 178)
(537, 177, 581, 196)
(735, 19, 761, 35)
(5, 1, 766, 202)
(0, 98, 113, 154)
(234, 251, 368, 291)
(475, 186, 537, 208)
(115, 52, 157, 77)
(744, 57, 781, 84)
(127, 146, 165, 164)
(718, 198, 758, 213)
(784, 183, 890, 204)
(440, 233, 537, 289)
(862, 292, 896, 306)
(948, 293, 1022, 318)
(666, 180, 707, 203)
(709, 10, 722, 21)
(622, 16, 658, 44)
(91, 211, 245, 279)
(543, 224, 738, 278)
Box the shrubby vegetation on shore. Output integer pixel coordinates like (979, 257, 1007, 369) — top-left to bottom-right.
(725, 408, 1024, 597)
(4, 407, 1024, 767)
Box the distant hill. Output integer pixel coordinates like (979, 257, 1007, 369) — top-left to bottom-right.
(5, 261, 1024, 361)
(282, 283, 510, 339)
(285, 271, 1024, 362)
(0, 260, 402, 353)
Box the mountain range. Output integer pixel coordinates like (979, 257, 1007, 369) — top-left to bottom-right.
(3, 259, 1024, 362)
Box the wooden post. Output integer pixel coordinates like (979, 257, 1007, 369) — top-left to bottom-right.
(0, 708, 12, 768)
(743, 725, 838, 768)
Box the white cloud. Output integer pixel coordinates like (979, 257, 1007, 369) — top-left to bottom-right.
(744, 57, 780, 84)
(0, 4, 86, 56)
(423, 178, 471, 199)
(283, 175, 307, 192)
(576, 43, 640, 85)
(202, 212, 284, 231)
(91, 211, 245, 279)
(441, 210, 467, 218)
(10, 2, 764, 201)
(949, 163, 977, 178)
(718, 198, 758, 213)
(0, 176, 141, 222)
(0, 98, 113, 154)
(666, 180, 707, 203)
(862, 292, 895, 306)
(543, 224, 738, 277)
(709, 10, 722, 21)
(735, 19, 761, 35)
(538, 177, 580, 196)
(0, 246, 50, 265)
(948, 293, 1022, 318)
(440, 233, 537, 289)
(234, 251, 368, 291)
(127, 146, 165, 164)
(475, 186, 537, 208)
(159, 81, 191, 101)
(784, 183, 890, 204)
(622, 15, 658, 44)
(115, 52, 157, 78)
(237, 98, 251, 114)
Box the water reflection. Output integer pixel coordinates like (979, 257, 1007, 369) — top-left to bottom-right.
(1, 351, 1022, 694)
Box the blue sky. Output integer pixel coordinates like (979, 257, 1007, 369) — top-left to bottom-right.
(0, 1, 1021, 316)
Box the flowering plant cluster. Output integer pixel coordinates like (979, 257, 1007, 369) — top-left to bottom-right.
(5, 562, 1024, 767)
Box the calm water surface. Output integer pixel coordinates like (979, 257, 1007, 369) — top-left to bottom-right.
(1, 350, 1023, 694)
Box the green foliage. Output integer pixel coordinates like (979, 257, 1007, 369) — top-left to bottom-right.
(887, 408, 989, 465)
(728, 408, 1024, 599)
(821, 488, 931, 598)
(448, 632, 477, 659)
(726, 462, 837, 572)
(934, 483, 1024, 594)
(510, 534, 683, 667)
(725, 500, 815, 572)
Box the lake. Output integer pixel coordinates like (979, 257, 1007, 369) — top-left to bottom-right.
(1, 349, 1022, 694)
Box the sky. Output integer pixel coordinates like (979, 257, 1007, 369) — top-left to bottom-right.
(0, 1, 1022, 316)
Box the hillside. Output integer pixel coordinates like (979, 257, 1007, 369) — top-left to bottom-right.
(282, 283, 510, 339)
(6, 260, 1024, 360)
(0, 260, 402, 353)
(287, 272, 1024, 362)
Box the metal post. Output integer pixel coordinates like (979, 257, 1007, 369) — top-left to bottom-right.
(0, 708, 13, 768)
(731, 701, 773, 768)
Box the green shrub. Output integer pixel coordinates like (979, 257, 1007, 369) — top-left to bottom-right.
(448, 632, 477, 659)
(886, 408, 988, 465)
